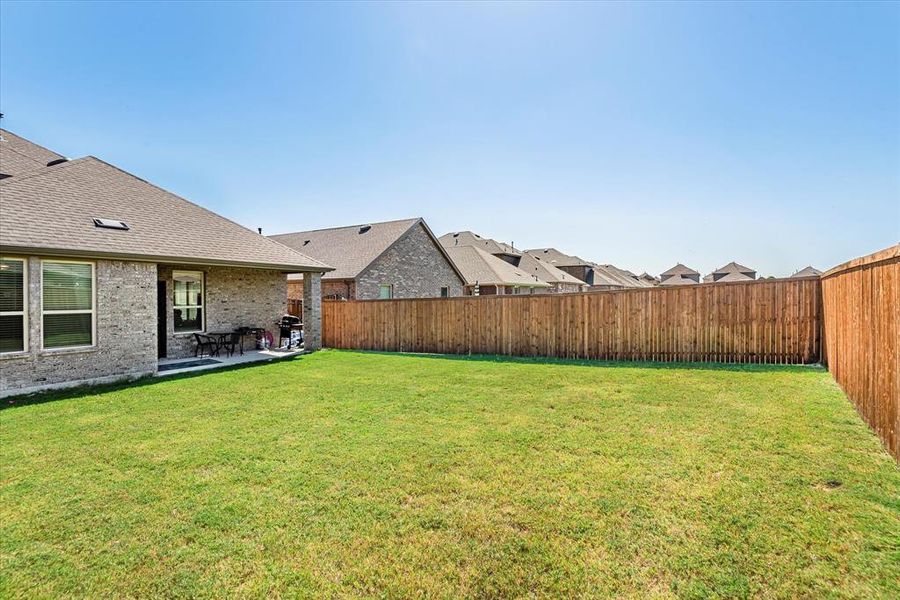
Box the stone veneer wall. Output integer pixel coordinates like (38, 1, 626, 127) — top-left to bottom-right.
(158, 265, 289, 359)
(302, 272, 322, 350)
(0, 258, 157, 397)
(356, 222, 464, 300)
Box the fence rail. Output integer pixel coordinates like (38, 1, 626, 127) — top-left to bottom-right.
(323, 278, 822, 364)
(822, 244, 899, 460)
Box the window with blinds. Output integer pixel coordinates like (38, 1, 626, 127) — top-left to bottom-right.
(0, 258, 27, 353)
(173, 271, 204, 333)
(42, 261, 94, 349)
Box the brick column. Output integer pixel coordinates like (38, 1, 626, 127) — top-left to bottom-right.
(302, 272, 322, 351)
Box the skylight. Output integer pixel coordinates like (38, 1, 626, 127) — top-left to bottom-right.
(92, 218, 130, 231)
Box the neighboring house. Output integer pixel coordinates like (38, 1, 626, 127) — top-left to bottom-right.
(637, 272, 660, 286)
(659, 263, 701, 286)
(791, 266, 823, 278)
(0, 129, 332, 397)
(707, 261, 756, 283)
(522, 248, 650, 291)
(439, 231, 522, 265)
(593, 264, 654, 289)
(515, 252, 586, 293)
(440, 232, 586, 293)
(443, 246, 551, 295)
(270, 218, 466, 301)
(523, 248, 596, 286)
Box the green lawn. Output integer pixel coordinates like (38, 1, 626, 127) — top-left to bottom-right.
(1, 351, 897, 598)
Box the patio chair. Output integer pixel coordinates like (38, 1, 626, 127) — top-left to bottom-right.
(193, 333, 219, 358)
(219, 332, 241, 357)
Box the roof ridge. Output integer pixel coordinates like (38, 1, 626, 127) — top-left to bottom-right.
(1, 145, 53, 170)
(82, 156, 331, 269)
(271, 217, 422, 237)
(0, 128, 65, 162)
(2, 155, 331, 271)
(0, 155, 87, 186)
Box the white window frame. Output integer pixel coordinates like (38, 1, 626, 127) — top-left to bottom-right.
(0, 256, 28, 354)
(378, 284, 393, 300)
(41, 259, 96, 351)
(173, 270, 205, 334)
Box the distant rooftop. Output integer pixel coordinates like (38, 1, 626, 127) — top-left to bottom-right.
(522, 248, 592, 268)
(439, 231, 521, 257)
(660, 263, 700, 277)
(791, 266, 823, 278)
(444, 245, 550, 288)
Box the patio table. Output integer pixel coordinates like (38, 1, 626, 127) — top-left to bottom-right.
(206, 328, 266, 356)
(205, 332, 235, 352)
(234, 327, 266, 354)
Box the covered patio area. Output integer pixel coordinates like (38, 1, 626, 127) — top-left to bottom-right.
(156, 347, 308, 377)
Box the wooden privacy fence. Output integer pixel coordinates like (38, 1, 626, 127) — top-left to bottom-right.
(323, 277, 822, 364)
(822, 245, 899, 460)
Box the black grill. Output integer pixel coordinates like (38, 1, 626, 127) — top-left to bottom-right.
(278, 315, 302, 349)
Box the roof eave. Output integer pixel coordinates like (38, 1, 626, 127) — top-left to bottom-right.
(0, 244, 335, 273)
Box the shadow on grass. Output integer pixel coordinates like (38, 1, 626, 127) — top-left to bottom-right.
(0, 353, 312, 411)
(327, 348, 825, 374)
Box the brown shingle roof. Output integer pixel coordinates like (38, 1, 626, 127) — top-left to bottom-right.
(714, 271, 755, 283)
(791, 266, 822, 278)
(439, 231, 521, 257)
(444, 246, 550, 288)
(272, 218, 464, 283)
(594, 263, 653, 288)
(659, 275, 699, 286)
(0, 128, 65, 178)
(516, 252, 586, 285)
(712, 261, 756, 276)
(522, 248, 592, 268)
(0, 155, 331, 272)
(638, 272, 659, 284)
(660, 263, 700, 277)
(272, 218, 419, 280)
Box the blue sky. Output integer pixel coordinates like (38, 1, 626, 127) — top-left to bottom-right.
(1, 1, 897, 277)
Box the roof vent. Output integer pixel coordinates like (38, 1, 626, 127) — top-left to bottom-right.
(452, 233, 460, 237)
(92, 218, 129, 231)
(359, 225, 372, 234)
(47, 158, 68, 167)
(303, 240, 310, 246)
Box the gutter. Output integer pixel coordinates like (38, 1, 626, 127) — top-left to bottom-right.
(0, 245, 335, 273)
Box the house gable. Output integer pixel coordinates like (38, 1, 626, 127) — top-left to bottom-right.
(356, 221, 466, 299)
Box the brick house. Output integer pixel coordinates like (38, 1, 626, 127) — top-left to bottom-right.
(270, 218, 466, 301)
(442, 245, 551, 295)
(0, 129, 331, 397)
(440, 233, 586, 293)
